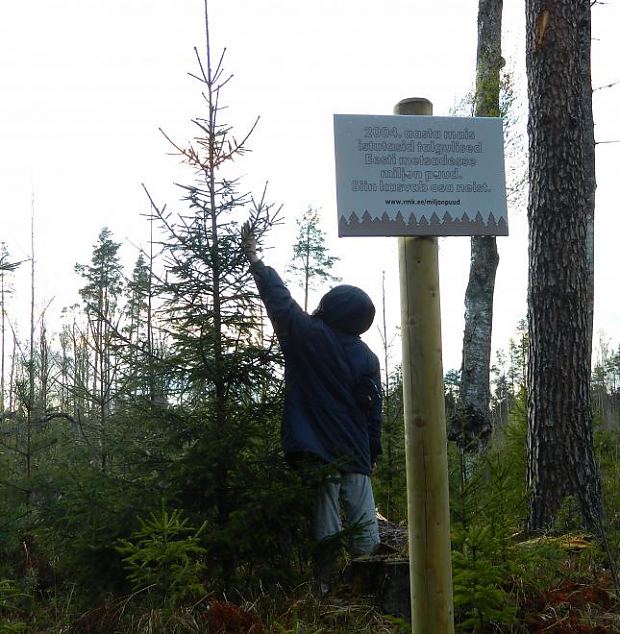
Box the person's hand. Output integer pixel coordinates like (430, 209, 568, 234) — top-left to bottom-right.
(240, 221, 259, 264)
(370, 462, 377, 476)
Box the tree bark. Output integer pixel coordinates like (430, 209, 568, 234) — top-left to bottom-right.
(451, 0, 502, 451)
(525, 0, 602, 531)
(577, 2, 596, 362)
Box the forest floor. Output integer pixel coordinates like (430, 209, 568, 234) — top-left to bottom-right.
(3, 518, 620, 632)
(328, 518, 620, 633)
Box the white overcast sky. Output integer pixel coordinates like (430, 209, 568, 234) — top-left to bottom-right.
(1, 1, 619, 373)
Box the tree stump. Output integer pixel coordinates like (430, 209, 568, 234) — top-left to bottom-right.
(349, 554, 411, 621)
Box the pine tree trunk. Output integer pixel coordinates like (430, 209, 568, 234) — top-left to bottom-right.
(525, 0, 602, 530)
(577, 2, 596, 361)
(452, 0, 502, 451)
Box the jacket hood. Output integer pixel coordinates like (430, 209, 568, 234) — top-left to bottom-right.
(313, 285, 376, 335)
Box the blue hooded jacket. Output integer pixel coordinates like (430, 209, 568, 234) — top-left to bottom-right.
(250, 260, 382, 475)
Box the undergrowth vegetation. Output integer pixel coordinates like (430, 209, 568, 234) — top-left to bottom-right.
(1, 397, 620, 632)
(2, 4, 620, 630)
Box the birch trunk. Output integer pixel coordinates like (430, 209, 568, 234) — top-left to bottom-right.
(451, 0, 503, 451)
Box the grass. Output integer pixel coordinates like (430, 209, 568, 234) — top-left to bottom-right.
(2, 543, 620, 633)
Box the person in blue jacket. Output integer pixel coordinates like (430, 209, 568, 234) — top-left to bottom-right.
(240, 221, 382, 558)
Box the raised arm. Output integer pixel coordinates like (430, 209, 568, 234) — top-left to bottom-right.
(240, 221, 308, 347)
(240, 221, 261, 266)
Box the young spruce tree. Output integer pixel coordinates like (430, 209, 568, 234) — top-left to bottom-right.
(145, 7, 302, 588)
(286, 207, 339, 311)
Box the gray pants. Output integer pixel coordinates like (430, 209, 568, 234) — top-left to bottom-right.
(312, 471, 380, 556)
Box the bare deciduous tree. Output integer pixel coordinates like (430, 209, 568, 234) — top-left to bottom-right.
(450, 0, 503, 452)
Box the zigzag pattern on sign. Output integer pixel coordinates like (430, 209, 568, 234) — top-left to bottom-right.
(338, 210, 508, 236)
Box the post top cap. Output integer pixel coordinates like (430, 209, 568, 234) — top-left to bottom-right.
(395, 97, 432, 107)
(393, 98, 433, 116)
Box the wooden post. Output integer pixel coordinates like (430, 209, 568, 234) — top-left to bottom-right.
(395, 98, 455, 633)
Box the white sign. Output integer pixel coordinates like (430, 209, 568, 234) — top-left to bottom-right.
(334, 114, 508, 237)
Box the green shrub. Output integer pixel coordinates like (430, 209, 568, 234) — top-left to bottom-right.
(448, 398, 529, 632)
(31, 457, 153, 592)
(0, 579, 30, 633)
(452, 523, 518, 632)
(116, 503, 207, 610)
